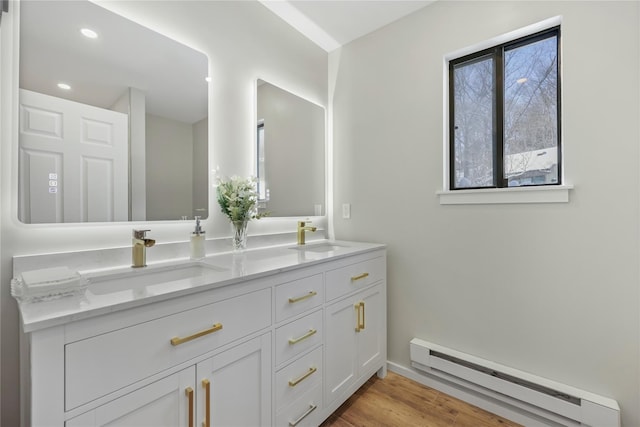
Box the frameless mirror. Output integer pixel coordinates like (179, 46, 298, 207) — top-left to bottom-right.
(256, 79, 325, 217)
(18, 0, 209, 223)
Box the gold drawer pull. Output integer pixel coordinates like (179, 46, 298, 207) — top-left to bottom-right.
(288, 328, 317, 345)
(289, 404, 318, 426)
(288, 291, 318, 304)
(350, 272, 369, 282)
(185, 387, 194, 427)
(288, 366, 317, 387)
(170, 323, 223, 346)
(355, 302, 365, 332)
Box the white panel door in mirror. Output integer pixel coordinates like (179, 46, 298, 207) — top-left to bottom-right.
(19, 89, 127, 223)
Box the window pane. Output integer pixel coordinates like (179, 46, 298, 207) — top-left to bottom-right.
(504, 35, 558, 187)
(257, 124, 266, 200)
(452, 56, 495, 188)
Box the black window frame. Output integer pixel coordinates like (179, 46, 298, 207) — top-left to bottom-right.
(449, 26, 561, 190)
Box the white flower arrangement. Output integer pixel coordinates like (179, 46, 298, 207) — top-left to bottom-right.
(215, 175, 267, 222)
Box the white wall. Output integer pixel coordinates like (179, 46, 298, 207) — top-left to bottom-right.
(0, 1, 327, 424)
(331, 1, 639, 426)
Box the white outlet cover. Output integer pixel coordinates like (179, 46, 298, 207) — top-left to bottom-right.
(342, 203, 351, 219)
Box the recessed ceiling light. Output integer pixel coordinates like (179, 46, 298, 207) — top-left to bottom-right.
(516, 77, 528, 84)
(80, 28, 98, 39)
(57, 83, 71, 90)
(205, 77, 211, 83)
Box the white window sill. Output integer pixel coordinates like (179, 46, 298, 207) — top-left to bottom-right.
(437, 185, 574, 205)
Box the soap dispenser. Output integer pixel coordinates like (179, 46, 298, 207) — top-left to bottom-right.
(190, 216, 206, 260)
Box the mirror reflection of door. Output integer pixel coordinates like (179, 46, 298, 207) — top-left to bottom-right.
(18, 0, 209, 223)
(19, 89, 128, 223)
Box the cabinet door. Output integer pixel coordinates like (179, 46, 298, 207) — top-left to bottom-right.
(66, 366, 195, 427)
(324, 284, 384, 407)
(356, 285, 384, 376)
(324, 295, 358, 406)
(196, 334, 271, 427)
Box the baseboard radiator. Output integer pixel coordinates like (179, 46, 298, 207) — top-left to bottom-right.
(410, 338, 620, 427)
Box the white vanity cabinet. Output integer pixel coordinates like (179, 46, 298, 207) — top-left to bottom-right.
(64, 333, 271, 427)
(324, 254, 387, 410)
(18, 244, 386, 427)
(25, 281, 273, 427)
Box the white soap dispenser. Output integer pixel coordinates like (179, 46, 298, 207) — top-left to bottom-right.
(190, 216, 206, 260)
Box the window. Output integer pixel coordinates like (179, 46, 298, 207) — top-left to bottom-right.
(256, 121, 268, 201)
(449, 27, 560, 190)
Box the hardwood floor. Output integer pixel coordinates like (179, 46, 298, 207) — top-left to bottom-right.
(320, 371, 523, 427)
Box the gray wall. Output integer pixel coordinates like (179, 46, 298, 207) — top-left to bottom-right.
(331, 1, 639, 426)
(146, 113, 194, 221)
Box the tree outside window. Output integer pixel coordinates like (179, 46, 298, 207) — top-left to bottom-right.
(450, 27, 560, 190)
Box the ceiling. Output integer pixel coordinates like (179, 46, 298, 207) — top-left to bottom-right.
(259, 0, 434, 52)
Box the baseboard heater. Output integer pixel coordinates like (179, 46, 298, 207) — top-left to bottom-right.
(410, 338, 620, 427)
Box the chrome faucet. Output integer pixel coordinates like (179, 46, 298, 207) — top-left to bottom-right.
(297, 221, 317, 245)
(132, 229, 156, 268)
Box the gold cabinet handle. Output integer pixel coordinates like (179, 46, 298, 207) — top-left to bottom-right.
(355, 302, 365, 332)
(288, 366, 317, 387)
(288, 291, 317, 304)
(185, 387, 194, 427)
(170, 323, 223, 346)
(350, 272, 369, 282)
(289, 404, 318, 426)
(202, 379, 210, 427)
(288, 328, 317, 345)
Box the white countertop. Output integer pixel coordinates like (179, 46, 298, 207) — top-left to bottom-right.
(16, 240, 385, 333)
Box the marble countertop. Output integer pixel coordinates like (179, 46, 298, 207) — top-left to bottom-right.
(16, 240, 385, 333)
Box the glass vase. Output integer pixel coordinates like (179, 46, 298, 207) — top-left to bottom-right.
(231, 220, 248, 251)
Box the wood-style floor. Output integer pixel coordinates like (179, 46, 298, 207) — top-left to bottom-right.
(320, 371, 523, 427)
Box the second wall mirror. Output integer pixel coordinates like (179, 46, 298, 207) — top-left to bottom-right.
(256, 79, 325, 217)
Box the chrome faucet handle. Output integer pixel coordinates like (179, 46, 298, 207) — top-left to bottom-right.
(133, 229, 151, 239)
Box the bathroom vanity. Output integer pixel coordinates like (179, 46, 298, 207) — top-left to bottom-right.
(15, 241, 386, 426)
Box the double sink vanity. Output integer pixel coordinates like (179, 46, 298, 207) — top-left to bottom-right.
(9, 0, 382, 425)
(16, 240, 387, 426)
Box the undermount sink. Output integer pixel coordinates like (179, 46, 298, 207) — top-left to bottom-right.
(87, 262, 227, 295)
(290, 242, 347, 253)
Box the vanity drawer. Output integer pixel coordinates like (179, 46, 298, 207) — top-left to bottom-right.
(275, 346, 323, 411)
(275, 309, 323, 366)
(65, 287, 271, 410)
(276, 383, 323, 427)
(325, 256, 384, 301)
(275, 273, 323, 323)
